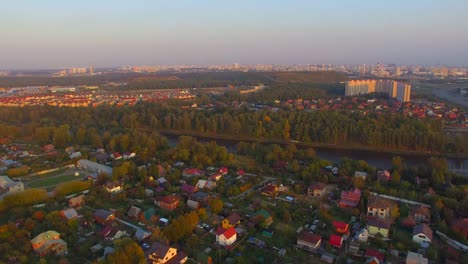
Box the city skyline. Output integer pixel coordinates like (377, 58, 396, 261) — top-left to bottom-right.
(1, 0, 468, 69)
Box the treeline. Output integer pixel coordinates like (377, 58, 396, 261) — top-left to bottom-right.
(0, 103, 465, 155)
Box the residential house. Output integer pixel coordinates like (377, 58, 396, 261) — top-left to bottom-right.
(332, 221, 349, 235)
(180, 183, 198, 195)
(222, 213, 241, 229)
(94, 210, 115, 225)
(412, 223, 433, 245)
(377, 170, 391, 181)
(367, 217, 391, 238)
(405, 251, 428, 264)
(216, 227, 237, 246)
(297, 230, 322, 252)
(209, 172, 223, 181)
(308, 182, 327, 198)
(0, 176, 24, 199)
(188, 192, 209, 207)
(410, 205, 431, 224)
(68, 195, 85, 207)
(182, 168, 203, 177)
(111, 152, 122, 160)
(354, 171, 368, 179)
(134, 229, 151, 242)
(155, 195, 180, 211)
(105, 181, 123, 193)
(145, 242, 187, 264)
(365, 249, 385, 263)
(140, 208, 158, 225)
(251, 209, 273, 227)
(59, 208, 78, 220)
(219, 167, 228, 175)
(367, 195, 396, 219)
(30, 230, 67, 257)
(123, 152, 136, 160)
(261, 184, 278, 197)
(69, 152, 82, 159)
(105, 228, 128, 241)
(127, 206, 143, 219)
(357, 228, 369, 242)
(339, 188, 361, 208)
(42, 144, 55, 153)
(196, 179, 216, 190)
(329, 234, 343, 248)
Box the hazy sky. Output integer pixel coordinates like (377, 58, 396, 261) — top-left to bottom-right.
(1, 0, 467, 69)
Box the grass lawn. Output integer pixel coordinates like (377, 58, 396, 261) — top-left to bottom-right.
(27, 173, 80, 188)
(399, 203, 410, 218)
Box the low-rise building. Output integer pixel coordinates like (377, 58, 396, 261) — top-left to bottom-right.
(367, 195, 396, 219)
(405, 251, 428, 264)
(145, 242, 187, 264)
(155, 195, 180, 211)
(216, 227, 237, 246)
(0, 175, 24, 199)
(410, 205, 431, 224)
(339, 188, 361, 208)
(30, 230, 67, 256)
(412, 223, 433, 245)
(308, 182, 327, 198)
(222, 213, 241, 229)
(367, 217, 391, 238)
(105, 181, 123, 193)
(297, 230, 322, 252)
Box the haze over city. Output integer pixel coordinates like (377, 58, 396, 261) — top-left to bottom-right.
(1, 0, 468, 69)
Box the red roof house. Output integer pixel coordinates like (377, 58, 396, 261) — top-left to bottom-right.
(332, 221, 349, 234)
(329, 234, 343, 248)
(339, 188, 361, 208)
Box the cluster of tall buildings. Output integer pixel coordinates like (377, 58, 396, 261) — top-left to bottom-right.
(55, 66, 95, 76)
(345, 80, 411, 102)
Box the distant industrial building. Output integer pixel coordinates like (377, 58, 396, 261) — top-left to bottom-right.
(345, 79, 411, 102)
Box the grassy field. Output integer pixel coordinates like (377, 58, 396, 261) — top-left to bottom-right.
(27, 172, 80, 188)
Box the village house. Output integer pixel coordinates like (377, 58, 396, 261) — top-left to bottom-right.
(261, 184, 279, 197)
(339, 188, 361, 208)
(111, 152, 122, 160)
(209, 172, 223, 181)
(377, 170, 391, 181)
(140, 208, 159, 225)
(30, 230, 68, 257)
(332, 221, 350, 235)
(0, 175, 24, 199)
(329, 234, 343, 248)
(308, 182, 327, 198)
(412, 223, 433, 245)
(188, 192, 209, 208)
(222, 213, 241, 229)
(410, 205, 431, 224)
(366, 217, 392, 238)
(250, 209, 273, 227)
(354, 171, 368, 179)
(105, 181, 123, 193)
(59, 208, 78, 221)
(182, 168, 204, 177)
(127, 206, 143, 219)
(196, 179, 217, 190)
(154, 195, 180, 211)
(216, 227, 237, 246)
(365, 249, 385, 264)
(94, 210, 115, 225)
(180, 183, 198, 196)
(297, 230, 322, 252)
(367, 195, 396, 219)
(68, 195, 85, 207)
(145, 242, 187, 264)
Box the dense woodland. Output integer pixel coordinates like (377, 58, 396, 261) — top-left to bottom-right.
(0, 100, 464, 156)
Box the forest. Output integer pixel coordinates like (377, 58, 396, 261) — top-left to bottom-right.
(0, 100, 465, 157)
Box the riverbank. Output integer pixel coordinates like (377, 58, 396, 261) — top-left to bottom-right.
(157, 129, 468, 160)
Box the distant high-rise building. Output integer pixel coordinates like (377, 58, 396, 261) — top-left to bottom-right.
(345, 79, 411, 102)
(395, 67, 401, 76)
(89, 65, 95, 74)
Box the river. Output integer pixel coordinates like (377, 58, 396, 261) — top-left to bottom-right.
(166, 135, 468, 175)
